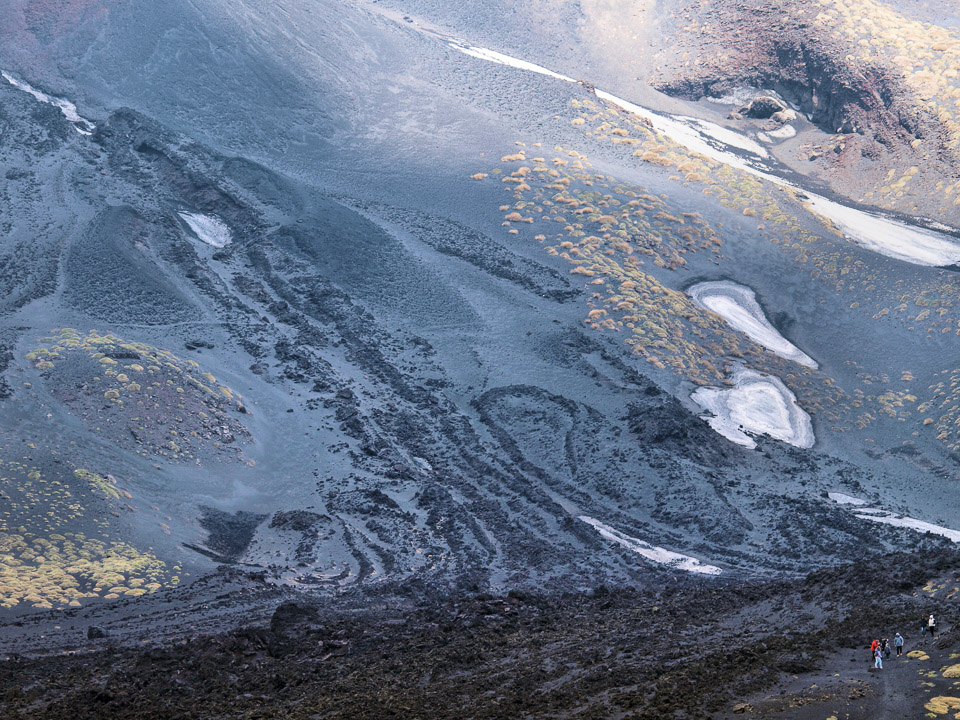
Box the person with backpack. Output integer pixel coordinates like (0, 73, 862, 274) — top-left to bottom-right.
(929, 614, 937, 638)
(882, 637, 890, 659)
(894, 633, 904, 657)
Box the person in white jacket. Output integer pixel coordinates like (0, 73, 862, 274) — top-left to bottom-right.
(929, 614, 937, 638)
(894, 632, 904, 657)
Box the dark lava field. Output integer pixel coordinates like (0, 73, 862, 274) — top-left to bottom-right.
(5, 0, 960, 717)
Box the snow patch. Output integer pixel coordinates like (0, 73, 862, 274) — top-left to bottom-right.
(448, 42, 770, 166)
(828, 495, 960, 542)
(594, 89, 769, 168)
(800, 194, 960, 267)
(759, 125, 797, 143)
(688, 280, 817, 368)
(1, 71, 95, 135)
(853, 514, 960, 542)
(578, 516, 722, 575)
(766, 124, 797, 140)
(683, 116, 770, 157)
(706, 87, 786, 107)
(179, 212, 232, 248)
(450, 43, 576, 83)
(692, 369, 815, 449)
(450, 43, 778, 169)
(827, 492, 868, 506)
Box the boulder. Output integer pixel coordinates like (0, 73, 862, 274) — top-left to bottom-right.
(838, 119, 856, 134)
(741, 96, 787, 119)
(87, 626, 109, 639)
(771, 108, 797, 124)
(269, 601, 322, 636)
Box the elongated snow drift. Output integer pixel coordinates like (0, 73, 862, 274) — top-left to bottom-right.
(688, 281, 816, 368)
(578, 516, 722, 575)
(448, 41, 960, 267)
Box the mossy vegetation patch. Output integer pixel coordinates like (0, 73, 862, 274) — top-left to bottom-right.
(0, 533, 167, 609)
(0, 454, 174, 609)
(25, 329, 250, 462)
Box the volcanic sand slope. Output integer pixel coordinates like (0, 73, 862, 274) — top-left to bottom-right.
(0, 0, 956, 598)
(1, 0, 960, 716)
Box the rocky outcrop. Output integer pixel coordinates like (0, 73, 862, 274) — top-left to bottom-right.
(649, 0, 960, 221)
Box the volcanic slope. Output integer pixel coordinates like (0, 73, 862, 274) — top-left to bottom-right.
(0, 0, 959, 676)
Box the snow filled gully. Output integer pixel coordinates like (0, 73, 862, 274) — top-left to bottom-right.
(578, 516, 722, 575)
(447, 42, 960, 268)
(828, 493, 960, 543)
(687, 280, 817, 368)
(1, 71, 96, 135)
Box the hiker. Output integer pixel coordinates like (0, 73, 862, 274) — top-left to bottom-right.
(922, 614, 928, 634)
(894, 632, 904, 657)
(874, 645, 883, 669)
(871, 638, 879, 654)
(929, 614, 937, 637)
(882, 637, 890, 659)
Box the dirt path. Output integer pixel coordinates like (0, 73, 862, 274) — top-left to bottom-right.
(729, 596, 958, 718)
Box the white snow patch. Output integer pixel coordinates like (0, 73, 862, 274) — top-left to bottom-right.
(450, 43, 576, 83)
(683, 116, 770, 157)
(1, 70, 95, 135)
(852, 514, 960, 542)
(765, 124, 797, 140)
(706, 87, 786, 107)
(827, 492, 868, 506)
(692, 369, 815, 450)
(599, 85, 960, 268)
(828, 495, 960, 542)
(578, 516, 722, 575)
(800, 194, 960, 267)
(450, 43, 770, 167)
(688, 280, 817, 368)
(595, 89, 768, 168)
(179, 212, 232, 248)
